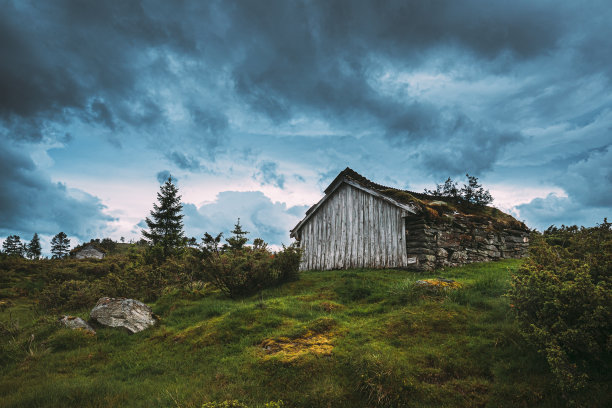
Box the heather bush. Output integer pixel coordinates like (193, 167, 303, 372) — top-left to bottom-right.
(202, 246, 276, 298)
(508, 220, 612, 399)
(271, 243, 301, 284)
(201, 232, 301, 298)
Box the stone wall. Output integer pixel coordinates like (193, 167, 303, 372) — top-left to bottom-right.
(404, 214, 529, 271)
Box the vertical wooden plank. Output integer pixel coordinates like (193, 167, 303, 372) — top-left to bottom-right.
(301, 222, 310, 270)
(391, 205, 397, 266)
(389, 204, 395, 267)
(356, 189, 362, 268)
(333, 191, 339, 269)
(368, 196, 378, 268)
(385, 202, 391, 267)
(322, 205, 327, 270)
(374, 196, 381, 268)
(321, 200, 327, 270)
(381, 202, 387, 267)
(329, 191, 336, 269)
(364, 194, 373, 268)
(341, 186, 348, 269)
(347, 187, 354, 268)
(338, 186, 344, 269)
(336, 188, 342, 269)
(316, 216, 321, 270)
(302, 225, 308, 271)
(361, 190, 366, 268)
(302, 223, 307, 271)
(400, 211, 408, 267)
(353, 187, 359, 269)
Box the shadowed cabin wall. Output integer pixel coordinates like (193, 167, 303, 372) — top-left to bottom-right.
(298, 184, 408, 270)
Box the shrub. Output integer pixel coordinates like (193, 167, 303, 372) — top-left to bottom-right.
(202, 246, 276, 298)
(39, 280, 103, 311)
(202, 244, 301, 298)
(271, 243, 301, 284)
(508, 220, 612, 398)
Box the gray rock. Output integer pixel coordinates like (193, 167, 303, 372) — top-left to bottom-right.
(90, 297, 156, 333)
(60, 315, 95, 334)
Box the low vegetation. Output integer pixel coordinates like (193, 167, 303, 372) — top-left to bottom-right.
(509, 220, 612, 404)
(4, 255, 606, 408)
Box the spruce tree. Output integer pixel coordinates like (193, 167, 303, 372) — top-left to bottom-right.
(2, 235, 24, 257)
(225, 218, 249, 250)
(142, 177, 185, 255)
(27, 233, 42, 259)
(50, 232, 70, 259)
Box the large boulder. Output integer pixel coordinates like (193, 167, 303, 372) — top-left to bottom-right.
(60, 315, 96, 334)
(90, 297, 156, 333)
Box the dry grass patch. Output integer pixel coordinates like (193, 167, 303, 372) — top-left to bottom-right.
(260, 331, 334, 362)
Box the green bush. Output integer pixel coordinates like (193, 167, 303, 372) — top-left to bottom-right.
(202, 238, 301, 298)
(202, 246, 277, 298)
(39, 280, 103, 311)
(271, 243, 301, 283)
(508, 220, 612, 398)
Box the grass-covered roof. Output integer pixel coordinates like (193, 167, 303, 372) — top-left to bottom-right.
(317, 167, 528, 231)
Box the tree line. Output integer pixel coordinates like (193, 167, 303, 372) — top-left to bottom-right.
(1, 231, 72, 259)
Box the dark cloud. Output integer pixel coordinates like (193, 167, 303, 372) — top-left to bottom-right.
(254, 161, 286, 189)
(222, 0, 568, 167)
(557, 146, 612, 207)
(417, 117, 524, 176)
(0, 0, 194, 140)
(156, 170, 175, 184)
(0, 140, 115, 239)
(182, 191, 308, 246)
(165, 151, 202, 171)
(2, 0, 612, 235)
(516, 194, 610, 231)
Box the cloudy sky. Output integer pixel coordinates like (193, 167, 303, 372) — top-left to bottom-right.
(2, 0, 611, 253)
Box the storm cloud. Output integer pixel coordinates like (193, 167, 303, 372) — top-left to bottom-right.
(0, 140, 115, 239)
(1, 0, 611, 237)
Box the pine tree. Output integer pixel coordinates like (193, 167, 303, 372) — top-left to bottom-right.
(460, 174, 493, 206)
(225, 218, 249, 250)
(50, 232, 70, 259)
(142, 177, 185, 256)
(424, 174, 493, 206)
(2, 235, 24, 257)
(27, 233, 42, 259)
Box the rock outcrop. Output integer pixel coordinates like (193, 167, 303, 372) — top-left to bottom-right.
(60, 315, 96, 334)
(90, 297, 156, 333)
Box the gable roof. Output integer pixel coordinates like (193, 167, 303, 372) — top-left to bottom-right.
(290, 167, 528, 238)
(291, 168, 421, 238)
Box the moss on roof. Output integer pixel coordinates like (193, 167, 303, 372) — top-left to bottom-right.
(335, 167, 528, 231)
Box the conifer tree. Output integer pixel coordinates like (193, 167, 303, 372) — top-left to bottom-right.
(2, 235, 24, 257)
(225, 218, 249, 250)
(142, 177, 185, 255)
(27, 233, 42, 259)
(50, 232, 70, 258)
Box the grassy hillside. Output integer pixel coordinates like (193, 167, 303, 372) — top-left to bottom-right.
(1, 259, 568, 407)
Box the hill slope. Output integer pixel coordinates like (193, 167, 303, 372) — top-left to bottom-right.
(1, 260, 568, 407)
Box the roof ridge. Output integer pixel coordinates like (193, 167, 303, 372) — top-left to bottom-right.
(336, 167, 433, 200)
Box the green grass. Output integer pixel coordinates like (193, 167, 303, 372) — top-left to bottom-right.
(0, 259, 568, 407)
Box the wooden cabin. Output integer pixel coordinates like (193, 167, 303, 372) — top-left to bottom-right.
(290, 168, 529, 271)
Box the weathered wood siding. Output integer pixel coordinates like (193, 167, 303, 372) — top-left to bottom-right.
(298, 184, 408, 270)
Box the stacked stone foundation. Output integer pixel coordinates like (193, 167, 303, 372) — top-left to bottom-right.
(405, 215, 529, 271)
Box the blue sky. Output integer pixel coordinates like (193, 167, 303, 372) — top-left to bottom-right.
(1, 0, 611, 253)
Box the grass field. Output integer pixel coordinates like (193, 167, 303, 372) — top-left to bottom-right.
(0, 259, 564, 408)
